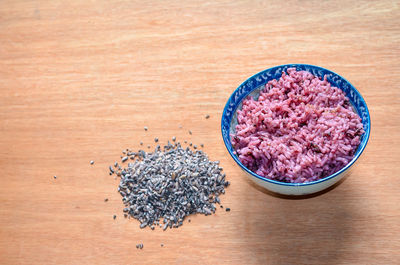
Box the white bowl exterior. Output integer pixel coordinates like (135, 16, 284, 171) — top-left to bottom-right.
(245, 165, 352, 196)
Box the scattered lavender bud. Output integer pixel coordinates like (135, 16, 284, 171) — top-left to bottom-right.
(144, 127, 148, 131)
(104, 198, 108, 202)
(205, 114, 210, 119)
(163, 223, 169, 231)
(188, 130, 192, 135)
(172, 136, 176, 142)
(90, 160, 94, 165)
(225, 208, 230, 212)
(200, 144, 204, 148)
(53, 175, 57, 179)
(113, 215, 117, 220)
(154, 138, 159, 142)
(121, 156, 128, 163)
(140, 141, 143, 145)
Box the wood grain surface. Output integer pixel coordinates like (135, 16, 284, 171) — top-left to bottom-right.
(0, 1, 399, 264)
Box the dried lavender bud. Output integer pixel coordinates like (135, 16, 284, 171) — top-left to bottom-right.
(121, 156, 128, 163)
(113, 215, 117, 220)
(140, 142, 143, 145)
(109, 166, 115, 174)
(205, 114, 210, 119)
(112, 141, 228, 230)
(188, 130, 192, 135)
(154, 138, 159, 143)
(200, 144, 204, 148)
(144, 127, 148, 131)
(104, 198, 108, 202)
(225, 208, 230, 212)
(90, 160, 94, 165)
(53, 175, 57, 179)
(172, 136, 176, 142)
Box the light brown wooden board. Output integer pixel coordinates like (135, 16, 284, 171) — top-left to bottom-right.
(0, 1, 399, 264)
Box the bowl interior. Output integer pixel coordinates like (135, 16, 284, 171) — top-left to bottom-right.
(221, 64, 371, 186)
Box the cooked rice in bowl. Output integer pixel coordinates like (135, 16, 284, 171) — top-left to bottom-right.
(231, 68, 364, 183)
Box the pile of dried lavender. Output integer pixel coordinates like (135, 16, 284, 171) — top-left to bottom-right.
(110, 140, 229, 230)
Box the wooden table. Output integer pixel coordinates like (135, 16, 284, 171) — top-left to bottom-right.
(0, 1, 399, 264)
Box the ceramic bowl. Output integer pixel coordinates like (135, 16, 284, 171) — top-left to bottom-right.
(221, 64, 371, 195)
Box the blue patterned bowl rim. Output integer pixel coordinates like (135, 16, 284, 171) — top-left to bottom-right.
(221, 64, 371, 187)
